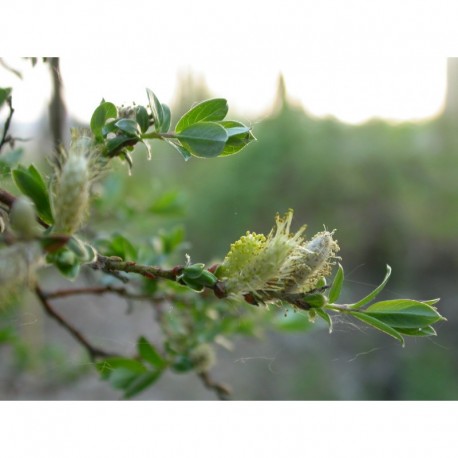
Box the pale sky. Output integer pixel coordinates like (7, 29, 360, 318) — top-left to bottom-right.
(1, 1, 456, 125)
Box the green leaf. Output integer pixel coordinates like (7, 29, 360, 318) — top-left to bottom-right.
(172, 355, 194, 373)
(115, 118, 141, 137)
(146, 89, 164, 132)
(90, 101, 118, 141)
(328, 263, 344, 303)
(349, 310, 405, 345)
(159, 226, 185, 254)
(149, 190, 185, 215)
(218, 121, 255, 156)
(12, 165, 54, 224)
(183, 263, 205, 279)
(135, 105, 150, 133)
(303, 292, 327, 308)
(315, 308, 333, 333)
(0, 87, 12, 108)
(175, 98, 228, 133)
(175, 122, 228, 158)
(96, 357, 146, 379)
(421, 298, 441, 307)
(394, 326, 437, 337)
(49, 248, 81, 279)
(137, 337, 166, 369)
(123, 371, 162, 399)
(101, 120, 119, 137)
(0, 326, 16, 344)
(96, 233, 137, 261)
(364, 299, 445, 329)
(164, 139, 192, 161)
(106, 135, 136, 155)
(349, 265, 392, 309)
(160, 104, 171, 132)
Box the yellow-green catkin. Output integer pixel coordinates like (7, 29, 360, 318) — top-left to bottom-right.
(0, 241, 43, 307)
(218, 210, 340, 303)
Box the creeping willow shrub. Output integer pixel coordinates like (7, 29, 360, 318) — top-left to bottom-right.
(0, 86, 446, 399)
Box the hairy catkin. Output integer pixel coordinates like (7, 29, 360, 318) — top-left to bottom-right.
(53, 154, 90, 235)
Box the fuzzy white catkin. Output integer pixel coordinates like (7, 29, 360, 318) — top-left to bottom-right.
(9, 196, 41, 239)
(0, 242, 43, 306)
(53, 154, 90, 235)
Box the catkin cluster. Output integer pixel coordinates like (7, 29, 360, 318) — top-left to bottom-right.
(218, 210, 340, 304)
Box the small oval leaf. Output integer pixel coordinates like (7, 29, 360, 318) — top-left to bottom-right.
(175, 122, 228, 158)
(90, 102, 118, 141)
(175, 98, 228, 133)
(146, 89, 164, 132)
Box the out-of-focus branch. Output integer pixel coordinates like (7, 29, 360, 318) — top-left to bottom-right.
(0, 58, 22, 79)
(0, 96, 14, 152)
(48, 58, 67, 152)
(198, 372, 231, 400)
(44, 285, 153, 300)
(0, 188, 16, 210)
(35, 285, 113, 361)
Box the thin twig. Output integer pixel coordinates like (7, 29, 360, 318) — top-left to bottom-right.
(34, 285, 113, 361)
(91, 254, 184, 282)
(198, 372, 232, 400)
(0, 96, 14, 152)
(48, 58, 67, 152)
(0, 58, 23, 79)
(0, 188, 16, 209)
(44, 285, 152, 300)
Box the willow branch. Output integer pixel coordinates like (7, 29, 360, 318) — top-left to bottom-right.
(44, 285, 152, 300)
(198, 372, 231, 400)
(0, 96, 14, 152)
(48, 57, 67, 152)
(0, 188, 16, 210)
(35, 285, 113, 361)
(91, 254, 184, 281)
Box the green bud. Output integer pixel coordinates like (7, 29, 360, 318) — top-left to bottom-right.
(182, 277, 204, 292)
(304, 292, 328, 308)
(9, 196, 41, 239)
(194, 270, 218, 287)
(57, 249, 77, 267)
(183, 263, 205, 279)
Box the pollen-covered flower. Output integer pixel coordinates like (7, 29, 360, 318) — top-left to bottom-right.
(217, 210, 340, 305)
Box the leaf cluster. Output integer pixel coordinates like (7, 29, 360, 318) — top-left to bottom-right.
(90, 89, 255, 169)
(302, 264, 444, 346)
